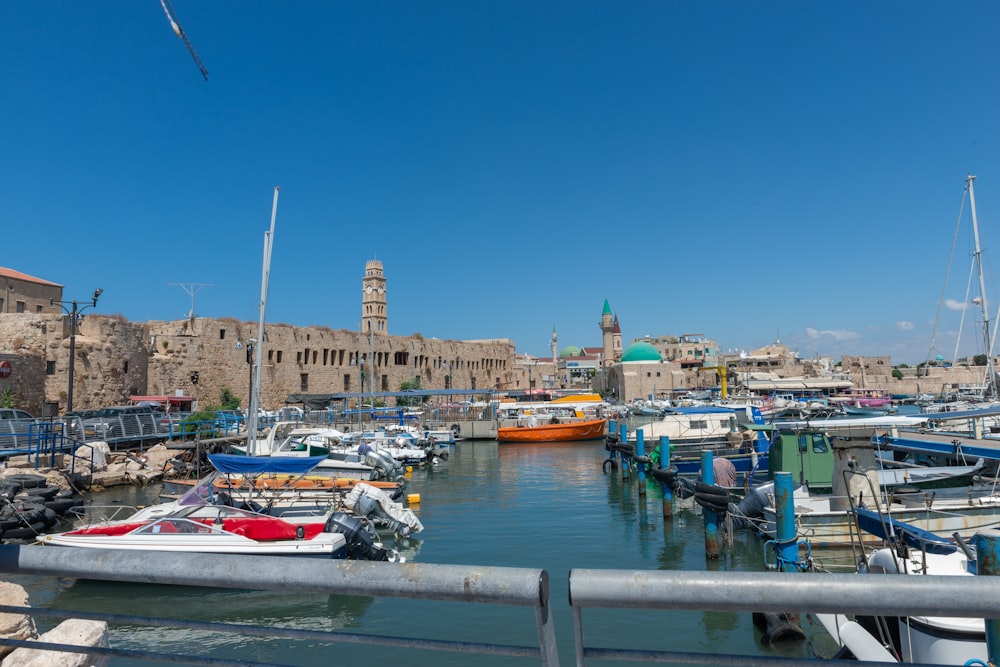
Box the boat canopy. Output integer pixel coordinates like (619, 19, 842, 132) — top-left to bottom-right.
(208, 454, 327, 475)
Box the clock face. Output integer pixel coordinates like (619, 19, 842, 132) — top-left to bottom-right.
(378, 286, 384, 294)
(365, 285, 372, 294)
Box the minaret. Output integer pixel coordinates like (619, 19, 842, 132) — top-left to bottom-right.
(612, 315, 622, 360)
(362, 260, 387, 335)
(600, 299, 614, 367)
(551, 325, 558, 361)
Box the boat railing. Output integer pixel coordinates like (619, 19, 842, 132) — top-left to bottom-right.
(3, 546, 1000, 666)
(64, 504, 143, 526)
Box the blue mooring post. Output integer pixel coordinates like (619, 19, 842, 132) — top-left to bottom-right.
(636, 429, 646, 495)
(774, 472, 798, 572)
(701, 450, 719, 559)
(660, 436, 672, 520)
(977, 531, 1000, 663)
(619, 423, 629, 481)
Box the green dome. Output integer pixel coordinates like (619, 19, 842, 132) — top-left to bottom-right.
(621, 341, 662, 362)
(560, 345, 583, 358)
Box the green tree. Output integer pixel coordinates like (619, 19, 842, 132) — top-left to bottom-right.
(974, 354, 988, 366)
(891, 369, 903, 380)
(0, 388, 14, 409)
(219, 387, 241, 410)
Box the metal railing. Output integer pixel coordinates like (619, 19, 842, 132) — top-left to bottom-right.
(0, 420, 75, 465)
(0, 545, 999, 666)
(0, 545, 556, 666)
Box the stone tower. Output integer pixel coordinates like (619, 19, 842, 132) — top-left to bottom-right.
(362, 260, 387, 336)
(600, 299, 614, 367)
(612, 315, 622, 360)
(550, 325, 558, 361)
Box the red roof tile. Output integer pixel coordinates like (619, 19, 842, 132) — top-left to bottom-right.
(0, 267, 62, 287)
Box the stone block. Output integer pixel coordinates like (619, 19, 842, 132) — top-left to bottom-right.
(3, 619, 109, 667)
(0, 582, 36, 660)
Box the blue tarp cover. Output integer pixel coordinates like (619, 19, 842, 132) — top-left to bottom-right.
(208, 453, 327, 475)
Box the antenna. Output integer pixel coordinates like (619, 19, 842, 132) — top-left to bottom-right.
(169, 283, 214, 320)
(158, 0, 209, 80)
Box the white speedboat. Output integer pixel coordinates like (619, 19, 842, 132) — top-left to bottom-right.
(38, 502, 348, 557)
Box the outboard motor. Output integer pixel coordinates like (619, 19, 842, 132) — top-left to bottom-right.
(365, 450, 403, 481)
(325, 511, 390, 561)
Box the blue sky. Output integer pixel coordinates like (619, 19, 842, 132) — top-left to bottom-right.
(5, 2, 1000, 366)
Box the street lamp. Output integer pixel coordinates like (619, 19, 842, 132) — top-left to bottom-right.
(235, 337, 256, 410)
(51, 288, 103, 413)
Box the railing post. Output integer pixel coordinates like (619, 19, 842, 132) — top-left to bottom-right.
(774, 472, 798, 572)
(635, 429, 646, 495)
(701, 450, 718, 559)
(660, 436, 672, 520)
(978, 530, 1000, 664)
(619, 423, 629, 481)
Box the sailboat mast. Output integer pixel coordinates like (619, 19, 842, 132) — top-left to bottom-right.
(246, 186, 280, 454)
(967, 174, 996, 399)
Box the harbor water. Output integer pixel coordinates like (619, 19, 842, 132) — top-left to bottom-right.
(14, 439, 843, 666)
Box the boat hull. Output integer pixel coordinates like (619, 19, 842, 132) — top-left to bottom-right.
(759, 499, 1000, 547)
(497, 418, 607, 443)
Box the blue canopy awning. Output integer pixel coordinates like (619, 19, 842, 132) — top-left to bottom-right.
(207, 453, 327, 475)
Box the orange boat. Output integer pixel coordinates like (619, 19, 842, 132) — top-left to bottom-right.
(496, 418, 608, 443)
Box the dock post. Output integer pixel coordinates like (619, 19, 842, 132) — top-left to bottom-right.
(701, 450, 719, 559)
(977, 531, 1000, 664)
(636, 429, 646, 495)
(620, 423, 630, 481)
(774, 472, 798, 572)
(660, 436, 672, 520)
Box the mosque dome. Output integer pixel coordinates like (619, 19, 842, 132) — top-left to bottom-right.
(559, 345, 583, 358)
(620, 341, 662, 362)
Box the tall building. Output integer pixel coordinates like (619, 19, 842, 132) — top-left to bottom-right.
(361, 260, 387, 335)
(600, 299, 615, 366)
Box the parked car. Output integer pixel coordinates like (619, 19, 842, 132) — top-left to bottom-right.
(83, 405, 162, 441)
(0, 408, 34, 420)
(60, 409, 100, 439)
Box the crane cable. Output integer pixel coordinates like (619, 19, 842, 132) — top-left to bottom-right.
(158, 0, 209, 80)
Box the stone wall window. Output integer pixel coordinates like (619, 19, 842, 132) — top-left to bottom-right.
(300, 373, 308, 391)
(343, 374, 351, 391)
(15, 301, 25, 313)
(380, 375, 388, 391)
(219, 329, 226, 340)
(276, 351, 282, 363)
(46, 360, 55, 375)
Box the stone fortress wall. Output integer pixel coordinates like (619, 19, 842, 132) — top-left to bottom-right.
(0, 312, 514, 416)
(146, 317, 514, 412)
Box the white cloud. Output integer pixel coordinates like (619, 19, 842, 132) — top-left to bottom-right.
(896, 321, 915, 331)
(944, 299, 968, 311)
(804, 327, 862, 341)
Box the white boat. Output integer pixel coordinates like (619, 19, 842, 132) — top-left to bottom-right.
(38, 502, 348, 557)
(231, 421, 389, 480)
(634, 405, 768, 451)
(47, 453, 410, 561)
(755, 476, 1000, 548)
(844, 508, 988, 664)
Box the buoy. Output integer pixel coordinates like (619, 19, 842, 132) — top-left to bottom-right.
(407, 493, 421, 505)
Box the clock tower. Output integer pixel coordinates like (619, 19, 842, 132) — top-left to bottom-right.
(361, 259, 389, 336)
(362, 259, 387, 336)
